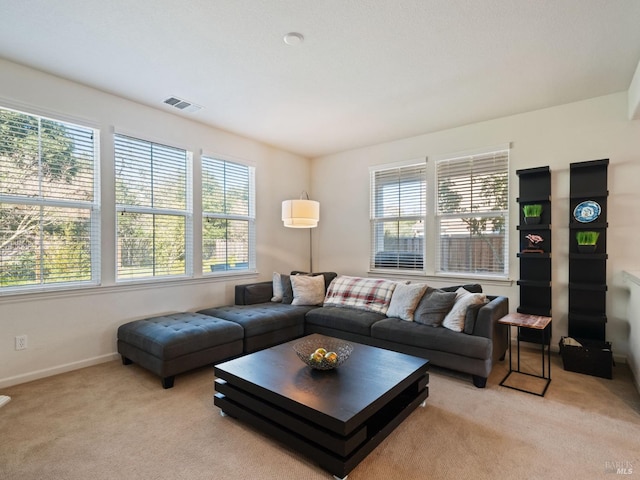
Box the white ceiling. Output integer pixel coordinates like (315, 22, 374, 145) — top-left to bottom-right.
(1, 0, 639, 158)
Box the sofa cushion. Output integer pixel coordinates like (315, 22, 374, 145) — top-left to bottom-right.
(305, 305, 386, 336)
(323, 275, 397, 314)
(291, 274, 325, 306)
(386, 283, 428, 321)
(371, 317, 491, 360)
(442, 288, 487, 332)
(197, 303, 314, 337)
(413, 287, 457, 327)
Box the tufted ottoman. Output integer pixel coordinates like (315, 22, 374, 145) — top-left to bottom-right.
(117, 312, 244, 388)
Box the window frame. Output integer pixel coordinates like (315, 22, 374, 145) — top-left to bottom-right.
(201, 154, 256, 275)
(114, 133, 193, 282)
(369, 159, 427, 273)
(434, 145, 510, 279)
(0, 105, 101, 294)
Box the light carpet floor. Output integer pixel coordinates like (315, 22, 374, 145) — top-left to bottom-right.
(1, 349, 639, 480)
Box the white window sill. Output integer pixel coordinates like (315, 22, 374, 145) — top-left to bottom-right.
(367, 269, 513, 287)
(0, 271, 259, 304)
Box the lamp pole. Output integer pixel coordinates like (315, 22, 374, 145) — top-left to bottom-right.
(309, 228, 313, 273)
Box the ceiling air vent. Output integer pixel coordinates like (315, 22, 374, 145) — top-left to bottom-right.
(163, 96, 203, 113)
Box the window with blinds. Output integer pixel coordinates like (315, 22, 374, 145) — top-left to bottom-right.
(202, 156, 255, 274)
(436, 147, 509, 277)
(370, 162, 426, 271)
(115, 134, 192, 280)
(0, 106, 100, 292)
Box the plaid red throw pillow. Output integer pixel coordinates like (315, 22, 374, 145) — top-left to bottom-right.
(324, 275, 397, 314)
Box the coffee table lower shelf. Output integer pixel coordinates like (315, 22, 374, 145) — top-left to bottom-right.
(214, 379, 427, 479)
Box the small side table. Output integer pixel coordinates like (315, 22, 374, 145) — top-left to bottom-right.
(499, 312, 552, 396)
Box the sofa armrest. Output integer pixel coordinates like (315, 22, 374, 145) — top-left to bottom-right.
(472, 295, 509, 362)
(472, 295, 509, 339)
(234, 281, 274, 305)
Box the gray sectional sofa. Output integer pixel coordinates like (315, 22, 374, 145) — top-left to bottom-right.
(117, 273, 509, 388)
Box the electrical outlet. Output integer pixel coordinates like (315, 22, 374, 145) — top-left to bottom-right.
(15, 335, 27, 351)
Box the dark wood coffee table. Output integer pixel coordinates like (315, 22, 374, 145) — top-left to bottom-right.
(214, 333, 429, 479)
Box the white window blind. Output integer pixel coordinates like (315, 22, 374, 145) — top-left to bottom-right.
(115, 134, 192, 280)
(370, 162, 426, 271)
(436, 148, 509, 276)
(202, 156, 255, 273)
(0, 106, 100, 292)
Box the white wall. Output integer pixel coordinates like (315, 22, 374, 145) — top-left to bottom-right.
(0, 59, 311, 387)
(3, 57, 640, 388)
(629, 61, 640, 120)
(312, 92, 640, 366)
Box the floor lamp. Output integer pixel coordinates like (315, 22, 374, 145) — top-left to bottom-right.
(282, 193, 320, 273)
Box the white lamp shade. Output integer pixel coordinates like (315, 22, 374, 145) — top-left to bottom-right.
(282, 199, 319, 228)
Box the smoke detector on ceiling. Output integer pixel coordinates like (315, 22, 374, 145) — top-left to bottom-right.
(163, 96, 203, 113)
(283, 32, 304, 45)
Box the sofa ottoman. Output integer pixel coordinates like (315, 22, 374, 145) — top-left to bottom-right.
(117, 312, 244, 388)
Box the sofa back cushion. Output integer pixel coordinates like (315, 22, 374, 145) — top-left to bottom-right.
(440, 283, 483, 293)
(324, 275, 397, 314)
(235, 281, 274, 305)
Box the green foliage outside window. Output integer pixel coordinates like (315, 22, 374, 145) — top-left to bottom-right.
(1, 109, 96, 288)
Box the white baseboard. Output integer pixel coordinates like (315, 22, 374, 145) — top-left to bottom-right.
(0, 353, 120, 389)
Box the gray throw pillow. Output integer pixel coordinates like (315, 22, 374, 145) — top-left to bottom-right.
(281, 274, 294, 304)
(464, 302, 484, 334)
(414, 287, 457, 327)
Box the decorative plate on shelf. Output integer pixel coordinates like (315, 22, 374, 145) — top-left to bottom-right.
(573, 200, 601, 223)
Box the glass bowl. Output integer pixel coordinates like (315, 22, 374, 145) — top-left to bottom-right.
(293, 338, 354, 370)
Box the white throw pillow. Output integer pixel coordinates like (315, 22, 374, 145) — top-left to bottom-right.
(291, 274, 326, 306)
(386, 283, 429, 321)
(442, 287, 487, 332)
(271, 272, 283, 302)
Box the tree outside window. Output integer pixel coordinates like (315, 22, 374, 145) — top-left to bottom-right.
(436, 149, 509, 276)
(202, 156, 255, 273)
(0, 107, 98, 291)
(115, 135, 191, 280)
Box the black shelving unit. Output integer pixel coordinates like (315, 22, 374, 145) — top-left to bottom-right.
(516, 166, 552, 344)
(568, 159, 608, 339)
(562, 158, 612, 378)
